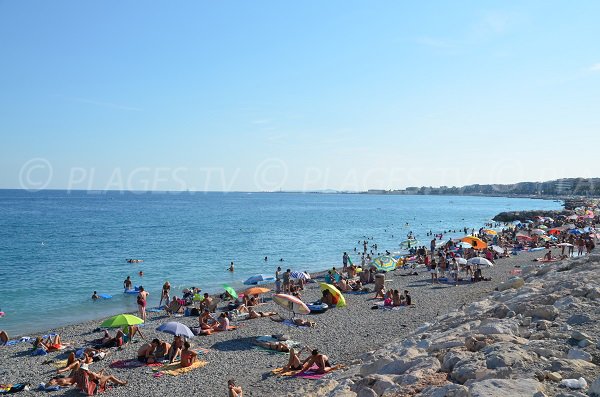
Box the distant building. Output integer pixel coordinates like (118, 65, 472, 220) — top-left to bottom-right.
(555, 179, 573, 194)
(367, 189, 387, 194)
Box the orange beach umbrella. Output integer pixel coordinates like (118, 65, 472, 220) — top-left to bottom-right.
(460, 236, 487, 249)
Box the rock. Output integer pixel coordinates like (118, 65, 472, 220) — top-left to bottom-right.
(468, 378, 545, 397)
(587, 287, 600, 299)
(567, 349, 592, 362)
(356, 388, 377, 397)
(578, 339, 591, 348)
(559, 377, 588, 389)
(549, 359, 598, 378)
(419, 384, 469, 397)
(546, 371, 563, 382)
(554, 296, 580, 311)
(483, 343, 533, 369)
(371, 376, 397, 396)
(451, 358, 487, 384)
(571, 330, 591, 341)
(497, 277, 525, 292)
(359, 357, 394, 376)
(530, 305, 560, 321)
(379, 356, 441, 376)
(522, 317, 532, 327)
(536, 320, 552, 330)
(441, 350, 468, 373)
(566, 313, 592, 325)
(590, 375, 600, 397)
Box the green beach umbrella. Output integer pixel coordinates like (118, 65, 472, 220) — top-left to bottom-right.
(371, 256, 397, 272)
(223, 284, 238, 299)
(100, 313, 144, 328)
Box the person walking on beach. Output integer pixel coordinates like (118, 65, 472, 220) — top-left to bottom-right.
(275, 266, 282, 293)
(283, 269, 291, 293)
(430, 259, 439, 284)
(159, 281, 171, 307)
(137, 286, 149, 323)
(342, 252, 349, 272)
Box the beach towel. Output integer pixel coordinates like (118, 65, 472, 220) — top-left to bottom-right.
(371, 302, 403, 311)
(292, 364, 344, 379)
(156, 360, 206, 376)
(110, 359, 162, 369)
(196, 347, 211, 356)
(282, 319, 309, 328)
(271, 367, 301, 377)
(0, 383, 29, 394)
(147, 307, 163, 313)
(3, 337, 33, 347)
(254, 336, 301, 354)
(50, 359, 69, 368)
(346, 290, 370, 295)
(37, 383, 62, 392)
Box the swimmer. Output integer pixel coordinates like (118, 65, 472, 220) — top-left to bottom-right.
(228, 262, 235, 272)
(139, 271, 143, 277)
(92, 291, 99, 301)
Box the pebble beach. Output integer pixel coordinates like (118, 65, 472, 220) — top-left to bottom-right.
(0, 250, 548, 396)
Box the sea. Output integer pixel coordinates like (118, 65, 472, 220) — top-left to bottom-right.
(0, 190, 562, 335)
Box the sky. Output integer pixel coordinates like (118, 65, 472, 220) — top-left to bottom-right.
(1, 0, 599, 192)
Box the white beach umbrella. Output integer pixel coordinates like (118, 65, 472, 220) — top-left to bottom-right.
(467, 257, 494, 267)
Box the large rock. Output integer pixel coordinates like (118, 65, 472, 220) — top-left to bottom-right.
(356, 388, 377, 397)
(379, 356, 441, 375)
(419, 384, 469, 397)
(468, 378, 545, 397)
(549, 358, 598, 379)
(567, 349, 592, 362)
(497, 277, 525, 292)
(571, 330, 591, 341)
(590, 375, 600, 397)
(483, 343, 533, 369)
(566, 313, 592, 325)
(530, 305, 560, 321)
(451, 358, 487, 384)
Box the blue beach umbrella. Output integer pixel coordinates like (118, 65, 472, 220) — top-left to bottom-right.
(156, 321, 194, 338)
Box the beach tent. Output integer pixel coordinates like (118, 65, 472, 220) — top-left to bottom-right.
(100, 314, 143, 328)
(156, 322, 194, 338)
(272, 294, 310, 315)
(319, 283, 347, 308)
(243, 274, 274, 285)
(460, 236, 487, 249)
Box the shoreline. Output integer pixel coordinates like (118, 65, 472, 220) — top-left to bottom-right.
(1, 249, 553, 396)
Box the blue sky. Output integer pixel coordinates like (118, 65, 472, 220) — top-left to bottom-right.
(1, 1, 599, 191)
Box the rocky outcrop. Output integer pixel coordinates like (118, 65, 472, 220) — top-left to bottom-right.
(300, 255, 600, 397)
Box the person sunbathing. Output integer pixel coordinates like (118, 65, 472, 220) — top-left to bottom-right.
(199, 309, 216, 329)
(270, 314, 315, 327)
(236, 305, 277, 319)
(180, 341, 197, 368)
(123, 324, 144, 343)
(283, 347, 305, 371)
(168, 335, 184, 363)
(254, 339, 290, 353)
(95, 330, 124, 348)
(0, 330, 8, 345)
(57, 350, 103, 374)
(80, 364, 127, 387)
(34, 335, 63, 352)
(137, 339, 160, 364)
(301, 349, 335, 374)
(45, 375, 77, 387)
(213, 312, 231, 331)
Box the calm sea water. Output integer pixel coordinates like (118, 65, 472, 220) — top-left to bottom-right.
(0, 190, 561, 335)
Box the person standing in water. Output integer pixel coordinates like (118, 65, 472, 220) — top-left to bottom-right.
(228, 262, 235, 272)
(137, 286, 149, 323)
(123, 276, 132, 291)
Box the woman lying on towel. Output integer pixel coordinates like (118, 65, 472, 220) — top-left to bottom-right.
(236, 305, 278, 319)
(34, 335, 64, 352)
(254, 339, 291, 353)
(270, 314, 316, 328)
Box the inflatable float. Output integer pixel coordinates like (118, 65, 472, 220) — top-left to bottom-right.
(307, 302, 329, 314)
(124, 287, 141, 294)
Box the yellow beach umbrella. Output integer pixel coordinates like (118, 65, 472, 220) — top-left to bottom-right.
(460, 236, 488, 249)
(482, 229, 497, 235)
(319, 283, 346, 308)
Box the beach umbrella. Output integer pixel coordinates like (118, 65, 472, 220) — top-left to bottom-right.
(467, 257, 494, 267)
(371, 256, 396, 272)
(222, 284, 238, 299)
(457, 242, 472, 249)
(272, 294, 310, 315)
(490, 245, 505, 254)
(461, 236, 487, 249)
(243, 287, 270, 296)
(537, 225, 548, 230)
(290, 271, 311, 280)
(100, 314, 143, 328)
(400, 239, 420, 249)
(243, 274, 273, 285)
(567, 215, 579, 220)
(557, 243, 574, 247)
(531, 229, 546, 235)
(516, 234, 533, 241)
(548, 228, 562, 235)
(156, 321, 194, 338)
(482, 229, 497, 235)
(455, 257, 468, 265)
(319, 283, 347, 308)
(568, 229, 583, 235)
